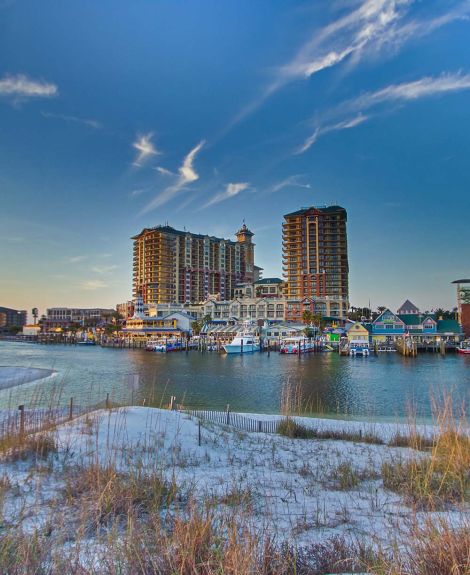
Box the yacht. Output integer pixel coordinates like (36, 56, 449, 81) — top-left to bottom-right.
(223, 325, 260, 354)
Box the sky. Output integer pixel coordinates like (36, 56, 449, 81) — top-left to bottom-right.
(1, 0, 469, 315)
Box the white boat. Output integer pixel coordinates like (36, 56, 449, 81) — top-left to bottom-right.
(349, 341, 370, 357)
(146, 339, 166, 352)
(223, 327, 260, 354)
(280, 337, 315, 354)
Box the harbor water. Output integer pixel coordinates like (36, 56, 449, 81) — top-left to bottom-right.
(0, 341, 469, 422)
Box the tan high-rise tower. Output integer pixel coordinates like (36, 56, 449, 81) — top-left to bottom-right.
(282, 205, 349, 321)
(132, 224, 256, 304)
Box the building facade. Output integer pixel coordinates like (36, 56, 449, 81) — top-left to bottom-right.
(0, 306, 27, 333)
(282, 205, 349, 321)
(202, 297, 287, 322)
(44, 308, 115, 329)
(132, 223, 255, 304)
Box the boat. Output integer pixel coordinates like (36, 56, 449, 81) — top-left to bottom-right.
(457, 341, 470, 355)
(349, 341, 370, 357)
(77, 339, 96, 346)
(280, 337, 315, 354)
(223, 326, 260, 354)
(146, 338, 184, 352)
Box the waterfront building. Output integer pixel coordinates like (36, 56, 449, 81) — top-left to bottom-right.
(371, 309, 406, 342)
(0, 306, 27, 333)
(202, 297, 286, 323)
(345, 322, 370, 344)
(370, 308, 463, 345)
(123, 295, 193, 339)
(44, 308, 115, 330)
(22, 324, 41, 337)
(132, 223, 256, 305)
(282, 205, 349, 321)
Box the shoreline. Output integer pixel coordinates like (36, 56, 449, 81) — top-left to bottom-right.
(0, 366, 56, 391)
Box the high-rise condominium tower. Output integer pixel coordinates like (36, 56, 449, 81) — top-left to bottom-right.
(132, 224, 255, 304)
(282, 205, 349, 321)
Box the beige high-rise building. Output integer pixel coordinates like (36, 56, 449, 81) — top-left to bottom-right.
(282, 205, 349, 321)
(132, 224, 255, 304)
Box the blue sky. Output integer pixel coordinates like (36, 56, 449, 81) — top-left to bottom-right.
(1, 0, 469, 314)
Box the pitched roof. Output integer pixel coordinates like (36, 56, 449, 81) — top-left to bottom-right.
(397, 300, 420, 314)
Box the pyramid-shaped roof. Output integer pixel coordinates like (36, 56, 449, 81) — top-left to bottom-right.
(397, 299, 420, 314)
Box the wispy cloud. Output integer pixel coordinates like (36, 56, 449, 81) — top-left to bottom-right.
(155, 166, 174, 176)
(270, 175, 311, 193)
(232, 0, 470, 125)
(347, 72, 470, 110)
(140, 141, 205, 214)
(132, 132, 160, 167)
(297, 114, 369, 154)
(91, 265, 118, 275)
(0, 73, 58, 100)
(66, 255, 88, 264)
(297, 72, 470, 152)
(204, 182, 250, 208)
(41, 111, 101, 129)
(80, 279, 107, 290)
(130, 188, 146, 197)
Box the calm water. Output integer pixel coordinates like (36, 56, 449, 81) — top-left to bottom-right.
(0, 341, 469, 422)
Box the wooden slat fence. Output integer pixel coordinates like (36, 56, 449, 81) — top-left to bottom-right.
(179, 408, 279, 434)
(0, 398, 109, 442)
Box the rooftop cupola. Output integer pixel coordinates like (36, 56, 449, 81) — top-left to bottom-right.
(236, 222, 254, 243)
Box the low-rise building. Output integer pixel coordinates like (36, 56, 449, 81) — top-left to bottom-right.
(286, 297, 349, 323)
(345, 322, 370, 344)
(44, 308, 115, 330)
(202, 297, 286, 322)
(122, 297, 193, 339)
(370, 307, 463, 345)
(22, 324, 41, 337)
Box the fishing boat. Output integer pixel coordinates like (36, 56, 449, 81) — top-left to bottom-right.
(223, 325, 260, 354)
(280, 337, 315, 354)
(457, 341, 470, 355)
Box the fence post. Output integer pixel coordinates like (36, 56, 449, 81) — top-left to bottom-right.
(226, 404, 230, 425)
(18, 405, 25, 439)
(258, 420, 262, 433)
(69, 397, 74, 421)
(198, 420, 201, 446)
(105, 393, 110, 409)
